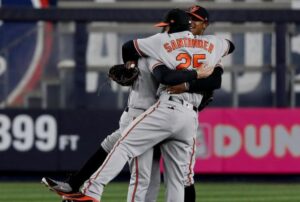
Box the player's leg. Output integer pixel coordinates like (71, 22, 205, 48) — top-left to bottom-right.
(79, 102, 174, 201)
(160, 139, 196, 202)
(127, 148, 154, 202)
(160, 107, 197, 202)
(68, 128, 122, 191)
(126, 145, 161, 202)
(184, 184, 196, 202)
(42, 111, 131, 194)
(69, 115, 136, 192)
(41, 129, 122, 195)
(160, 141, 185, 202)
(160, 145, 196, 202)
(183, 123, 204, 202)
(144, 146, 161, 202)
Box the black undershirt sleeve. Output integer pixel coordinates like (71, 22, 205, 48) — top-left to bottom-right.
(152, 65, 197, 86)
(188, 66, 223, 93)
(226, 39, 235, 54)
(122, 40, 141, 63)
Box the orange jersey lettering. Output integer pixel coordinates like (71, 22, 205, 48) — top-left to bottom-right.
(163, 37, 215, 53)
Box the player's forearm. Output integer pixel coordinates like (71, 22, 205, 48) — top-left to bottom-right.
(188, 66, 223, 93)
(152, 65, 197, 86)
(122, 40, 141, 63)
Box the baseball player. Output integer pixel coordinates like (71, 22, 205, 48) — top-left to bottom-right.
(62, 8, 233, 202)
(165, 5, 229, 202)
(41, 13, 221, 202)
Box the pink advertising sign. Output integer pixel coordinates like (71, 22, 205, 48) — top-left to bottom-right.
(194, 108, 300, 174)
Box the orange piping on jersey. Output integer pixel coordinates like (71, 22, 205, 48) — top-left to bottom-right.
(151, 62, 164, 70)
(188, 137, 196, 185)
(164, 38, 214, 53)
(83, 101, 160, 194)
(131, 157, 139, 202)
(133, 40, 147, 57)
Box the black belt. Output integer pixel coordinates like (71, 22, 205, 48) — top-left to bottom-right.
(168, 96, 197, 112)
(124, 107, 146, 112)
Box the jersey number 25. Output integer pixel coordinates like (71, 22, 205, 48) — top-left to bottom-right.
(176, 53, 206, 70)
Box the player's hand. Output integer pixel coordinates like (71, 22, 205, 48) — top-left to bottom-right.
(196, 64, 214, 79)
(125, 61, 137, 69)
(166, 83, 188, 94)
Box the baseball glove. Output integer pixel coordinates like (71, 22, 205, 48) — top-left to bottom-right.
(198, 90, 214, 111)
(108, 64, 139, 86)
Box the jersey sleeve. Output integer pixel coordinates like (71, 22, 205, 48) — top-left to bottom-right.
(147, 57, 164, 73)
(135, 33, 162, 59)
(215, 61, 224, 69)
(205, 35, 230, 68)
(215, 36, 231, 58)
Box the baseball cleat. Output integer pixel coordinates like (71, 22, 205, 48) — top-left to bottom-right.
(62, 193, 100, 202)
(41, 177, 75, 196)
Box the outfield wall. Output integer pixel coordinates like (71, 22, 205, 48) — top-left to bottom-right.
(0, 109, 122, 171)
(196, 109, 300, 174)
(0, 108, 299, 174)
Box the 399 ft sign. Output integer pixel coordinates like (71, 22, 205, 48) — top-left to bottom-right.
(0, 114, 57, 152)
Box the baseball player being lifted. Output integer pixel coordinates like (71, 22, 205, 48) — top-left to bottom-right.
(41, 9, 224, 202)
(62, 8, 234, 202)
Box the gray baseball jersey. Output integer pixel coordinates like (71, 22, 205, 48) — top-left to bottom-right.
(82, 31, 230, 202)
(136, 31, 230, 107)
(127, 58, 159, 110)
(101, 57, 158, 152)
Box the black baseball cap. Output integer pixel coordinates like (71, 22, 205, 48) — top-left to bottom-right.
(154, 8, 191, 28)
(187, 5, 209, 22)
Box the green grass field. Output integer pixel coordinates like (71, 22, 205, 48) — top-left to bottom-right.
(1, 182, 300, 202)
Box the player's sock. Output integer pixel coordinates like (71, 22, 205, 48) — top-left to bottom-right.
(67, 146, 108, 191)
(184, 184, 196, 202)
